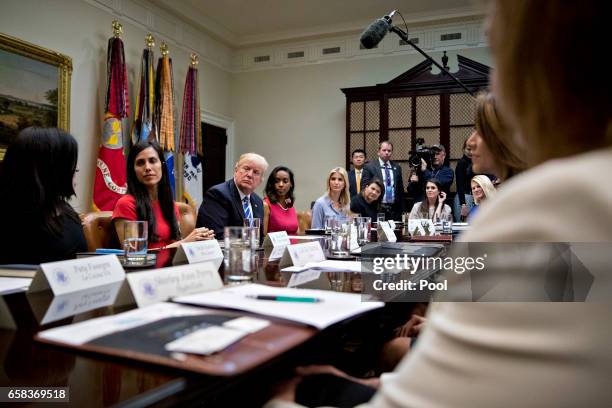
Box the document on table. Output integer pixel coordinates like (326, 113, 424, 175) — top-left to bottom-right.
(0, 277, 32, 294)
(174, 283, 384, 329)
(37, 302, 210, 346)
(281, 260, 362, 273)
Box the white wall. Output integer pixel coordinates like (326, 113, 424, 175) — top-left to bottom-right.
(0, 0, 233, 212)
(231, 47, 492, 211)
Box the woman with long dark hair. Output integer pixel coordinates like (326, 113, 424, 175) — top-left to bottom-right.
(408, 178, 452, 222)
(0, 127, 87, 263)
(263, 166, 298, 235)
(113, 140, 213, 266)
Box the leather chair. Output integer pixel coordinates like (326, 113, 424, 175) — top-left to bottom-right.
(80, 202, 197, 251)
(296, 210, 312, 235)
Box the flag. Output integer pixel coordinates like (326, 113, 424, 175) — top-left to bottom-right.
(154, 43, 177, 196)
(180, 55, 203, 208)
(131, 35, 156, 144)
(93, 26, 128, 211)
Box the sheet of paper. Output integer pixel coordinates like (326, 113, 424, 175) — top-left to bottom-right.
(223, 316, 270, 333)
(0, 277, 32, 294)
(165, 326, 247, 355)
(281, 260, 362, 273)
(174, 283, 384, 329)
(37, 302, 208, 346)
(287, 270, 322, 287)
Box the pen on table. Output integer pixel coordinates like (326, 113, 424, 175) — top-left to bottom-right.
(246, 295, 323, 303)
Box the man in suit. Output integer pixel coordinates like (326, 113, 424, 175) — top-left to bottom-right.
(361, 141, 404, 220)
(196, 153, 269, 239)
(348, 149, 366, 199)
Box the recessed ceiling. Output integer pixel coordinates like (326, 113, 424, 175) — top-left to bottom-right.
(149, 0, 484, 47)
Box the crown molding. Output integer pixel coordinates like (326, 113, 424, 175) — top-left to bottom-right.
(232, 18, 487, 73)
(84, 0, 233, 71)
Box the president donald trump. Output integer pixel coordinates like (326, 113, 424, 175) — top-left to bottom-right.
(196, 153, 268, 239)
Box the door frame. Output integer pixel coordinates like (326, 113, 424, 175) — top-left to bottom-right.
(200, 109, 235, 179)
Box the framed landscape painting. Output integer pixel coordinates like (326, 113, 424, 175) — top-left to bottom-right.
(0, 33, 72, 161)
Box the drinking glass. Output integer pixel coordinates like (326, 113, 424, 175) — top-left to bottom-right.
(330, 222, 350, 256)
(123, 220, 148, 265)
(354, 217, 371, 246)
(243, 217, 261, 248)
(224, 226, 256, 283)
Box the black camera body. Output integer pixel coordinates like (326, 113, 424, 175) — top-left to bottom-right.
(409, 138, 435, 169)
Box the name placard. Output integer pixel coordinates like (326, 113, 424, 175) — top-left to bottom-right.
(126, 262, 223, 307)
(408, 219, 436, 236)
(263, 231, 291, 248)
(279, 241, 326, 268)
(267, 244, 287, 261)
(28, 255, 125, 296)
(173, 240, 223, 270)
(378, 221, 397, 242)
(388, 220, 397, 230)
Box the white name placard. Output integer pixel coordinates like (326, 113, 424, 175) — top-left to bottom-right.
(268, 244, 287, 261)
(126, 262, 223, 307)
(408, 219, 436, 236)
(173, 240, 223, 270)
(28, 255, 125, 296)
(388, 220, 396, 230)
(279, 241, 326, 268)
(263, 231, 291, 248)
(378, 221, 397, 242)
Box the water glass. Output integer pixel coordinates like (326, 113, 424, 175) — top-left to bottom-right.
(354, 217, 371, 246)
(442, 219, 453, 234)
(324, 215, 338, 233)
(243, 217, 261, 248)
(330, 222, 350, 256)
(224, 226, 256, 283)
(123, 220, 148, 265)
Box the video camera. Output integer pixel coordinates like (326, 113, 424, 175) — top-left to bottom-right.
(408, 138, 435, 169)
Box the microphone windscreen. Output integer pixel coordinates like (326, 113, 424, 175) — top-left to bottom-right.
(360, 18, 389, 49)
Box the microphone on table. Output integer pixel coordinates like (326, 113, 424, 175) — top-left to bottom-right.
(359, 10, 396, 49)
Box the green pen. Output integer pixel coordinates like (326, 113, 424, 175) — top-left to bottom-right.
(247, 295, 322, 303)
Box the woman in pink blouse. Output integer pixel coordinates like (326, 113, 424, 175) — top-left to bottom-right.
(263, 166, 299, 235)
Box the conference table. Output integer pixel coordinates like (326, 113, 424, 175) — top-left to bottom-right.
(0, 232, 444, 407)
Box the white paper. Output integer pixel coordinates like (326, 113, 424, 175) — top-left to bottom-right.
(388, 220, 396, 230)
(165, 326, 247, 355)
(268, 245, 287, 261)
(285, 241, 326, 267)
(281, 260, 362, 273)
(0, 277, 31, 294)
(37, 302, 208, 346)
(174, 283, 384, 329)
(379, 221, 397, 242)
(223, 316, 270, 333)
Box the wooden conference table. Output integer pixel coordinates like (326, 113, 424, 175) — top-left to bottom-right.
(0, 241, 426, 407)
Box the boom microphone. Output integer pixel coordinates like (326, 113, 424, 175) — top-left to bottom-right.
(360, 10, 396, 49)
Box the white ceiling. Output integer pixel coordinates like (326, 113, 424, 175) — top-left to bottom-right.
(149, 0, 485, 47)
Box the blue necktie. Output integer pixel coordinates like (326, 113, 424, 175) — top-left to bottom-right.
(243, 196, 253, 224)
(384, 164, 394, 204)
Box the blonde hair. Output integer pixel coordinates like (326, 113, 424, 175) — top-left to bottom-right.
(471, 175, 496, 205)
(235, 153, 269, 173)
(490, 0, 612, 165)
(326, 167, 351, 209)
(474, 92, 526, 180)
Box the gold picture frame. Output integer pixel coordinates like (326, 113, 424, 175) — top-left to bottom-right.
(0, 33, 72, 161)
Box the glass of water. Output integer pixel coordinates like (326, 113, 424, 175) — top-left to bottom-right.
(243, 217, 261, 249)
(354, 217, 371, 246)
(224, 226, 256, 284)
(123, 220, 148, 265)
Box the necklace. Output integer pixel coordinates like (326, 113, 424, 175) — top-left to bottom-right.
(276, 201, 289, 211)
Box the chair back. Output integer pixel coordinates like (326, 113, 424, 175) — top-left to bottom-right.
(81, 211, 117, 252)
(297, 210, 312, 235)
(177, 202, 196, 237)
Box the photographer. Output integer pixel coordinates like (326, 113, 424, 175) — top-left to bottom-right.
(407, 144, 454, 202)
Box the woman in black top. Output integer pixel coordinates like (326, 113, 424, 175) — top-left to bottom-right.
(350, 179, 384, 220)
(0, 127, 87, 264)
(453, 139, 474, 221)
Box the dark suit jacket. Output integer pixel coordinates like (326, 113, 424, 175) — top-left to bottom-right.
(196, 179, 264, 240)
(361, 159, 404, 214)
(348, 169, 358, 198)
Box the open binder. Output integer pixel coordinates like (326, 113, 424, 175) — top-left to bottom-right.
(35, 303, 315, 376)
